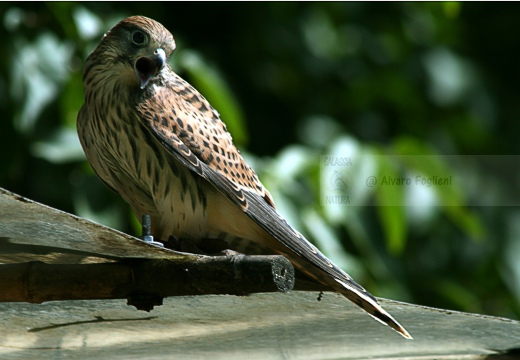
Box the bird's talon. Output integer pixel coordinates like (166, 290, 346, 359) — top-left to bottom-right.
(140, 214, 164, 247)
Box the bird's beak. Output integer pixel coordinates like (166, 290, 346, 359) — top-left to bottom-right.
(135, 48, 166, 89)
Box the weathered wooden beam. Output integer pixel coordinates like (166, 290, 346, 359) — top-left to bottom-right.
(0, 255, 294, 308)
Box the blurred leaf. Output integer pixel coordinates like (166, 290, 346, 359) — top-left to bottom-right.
(445, 206, 486, 241)
(10, 32, 73, 133)
(327, 135, 375, 208)
(72, 6, 103, 41)
(72, 184, 125, 230)
(393, 138, 465, 206)
(423, 47, 475, 106)
(267, 145, 314, 186)
(3, 7, 24, 32)
(301, 207, 362, 277)
(443, 2, 461, 19)
(31, 127, 84, 164)
(392, 137, 486, 241)
(297, 114, 344, 148)
(435, 278, 482, 313)
(260, 145, 316, 230)
(61, 73, 84, 127)
(375, 151, 408, 255)
(301, 7, 346, 60)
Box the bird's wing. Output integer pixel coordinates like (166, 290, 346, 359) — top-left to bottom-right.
(139, 77, 276, 208)
(137, 75, 411, 339)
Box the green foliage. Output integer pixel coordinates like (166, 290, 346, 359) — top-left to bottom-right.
(375, 154, 407, 256)
(1, 2, 519, 321)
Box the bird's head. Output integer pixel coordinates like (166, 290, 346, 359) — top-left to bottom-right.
(88, 16, 176, 90)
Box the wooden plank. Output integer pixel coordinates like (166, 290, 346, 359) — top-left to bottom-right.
(0, 187, 195, 263)
(0, 293, 519, 359)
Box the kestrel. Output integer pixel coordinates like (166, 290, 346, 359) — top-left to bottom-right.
(77, 15, 411, 339)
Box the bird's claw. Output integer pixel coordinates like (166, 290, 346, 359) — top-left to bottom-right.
(140, 214, 164, 247)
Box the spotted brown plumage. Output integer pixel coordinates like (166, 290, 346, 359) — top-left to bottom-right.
(77, 15, 412, 339)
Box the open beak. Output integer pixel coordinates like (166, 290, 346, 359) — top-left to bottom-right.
(135, 48, 166, 89)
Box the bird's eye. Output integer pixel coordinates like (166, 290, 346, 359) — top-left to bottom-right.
(132, 30, 147, 45)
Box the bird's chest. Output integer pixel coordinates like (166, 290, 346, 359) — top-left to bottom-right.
(90, 109, 211, 240)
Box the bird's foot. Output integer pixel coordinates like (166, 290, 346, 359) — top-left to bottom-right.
(215, 249, 243, 257)
(140, 214, 164, 247)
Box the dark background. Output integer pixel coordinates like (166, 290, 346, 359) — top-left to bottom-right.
(1, 2, 519, 320)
